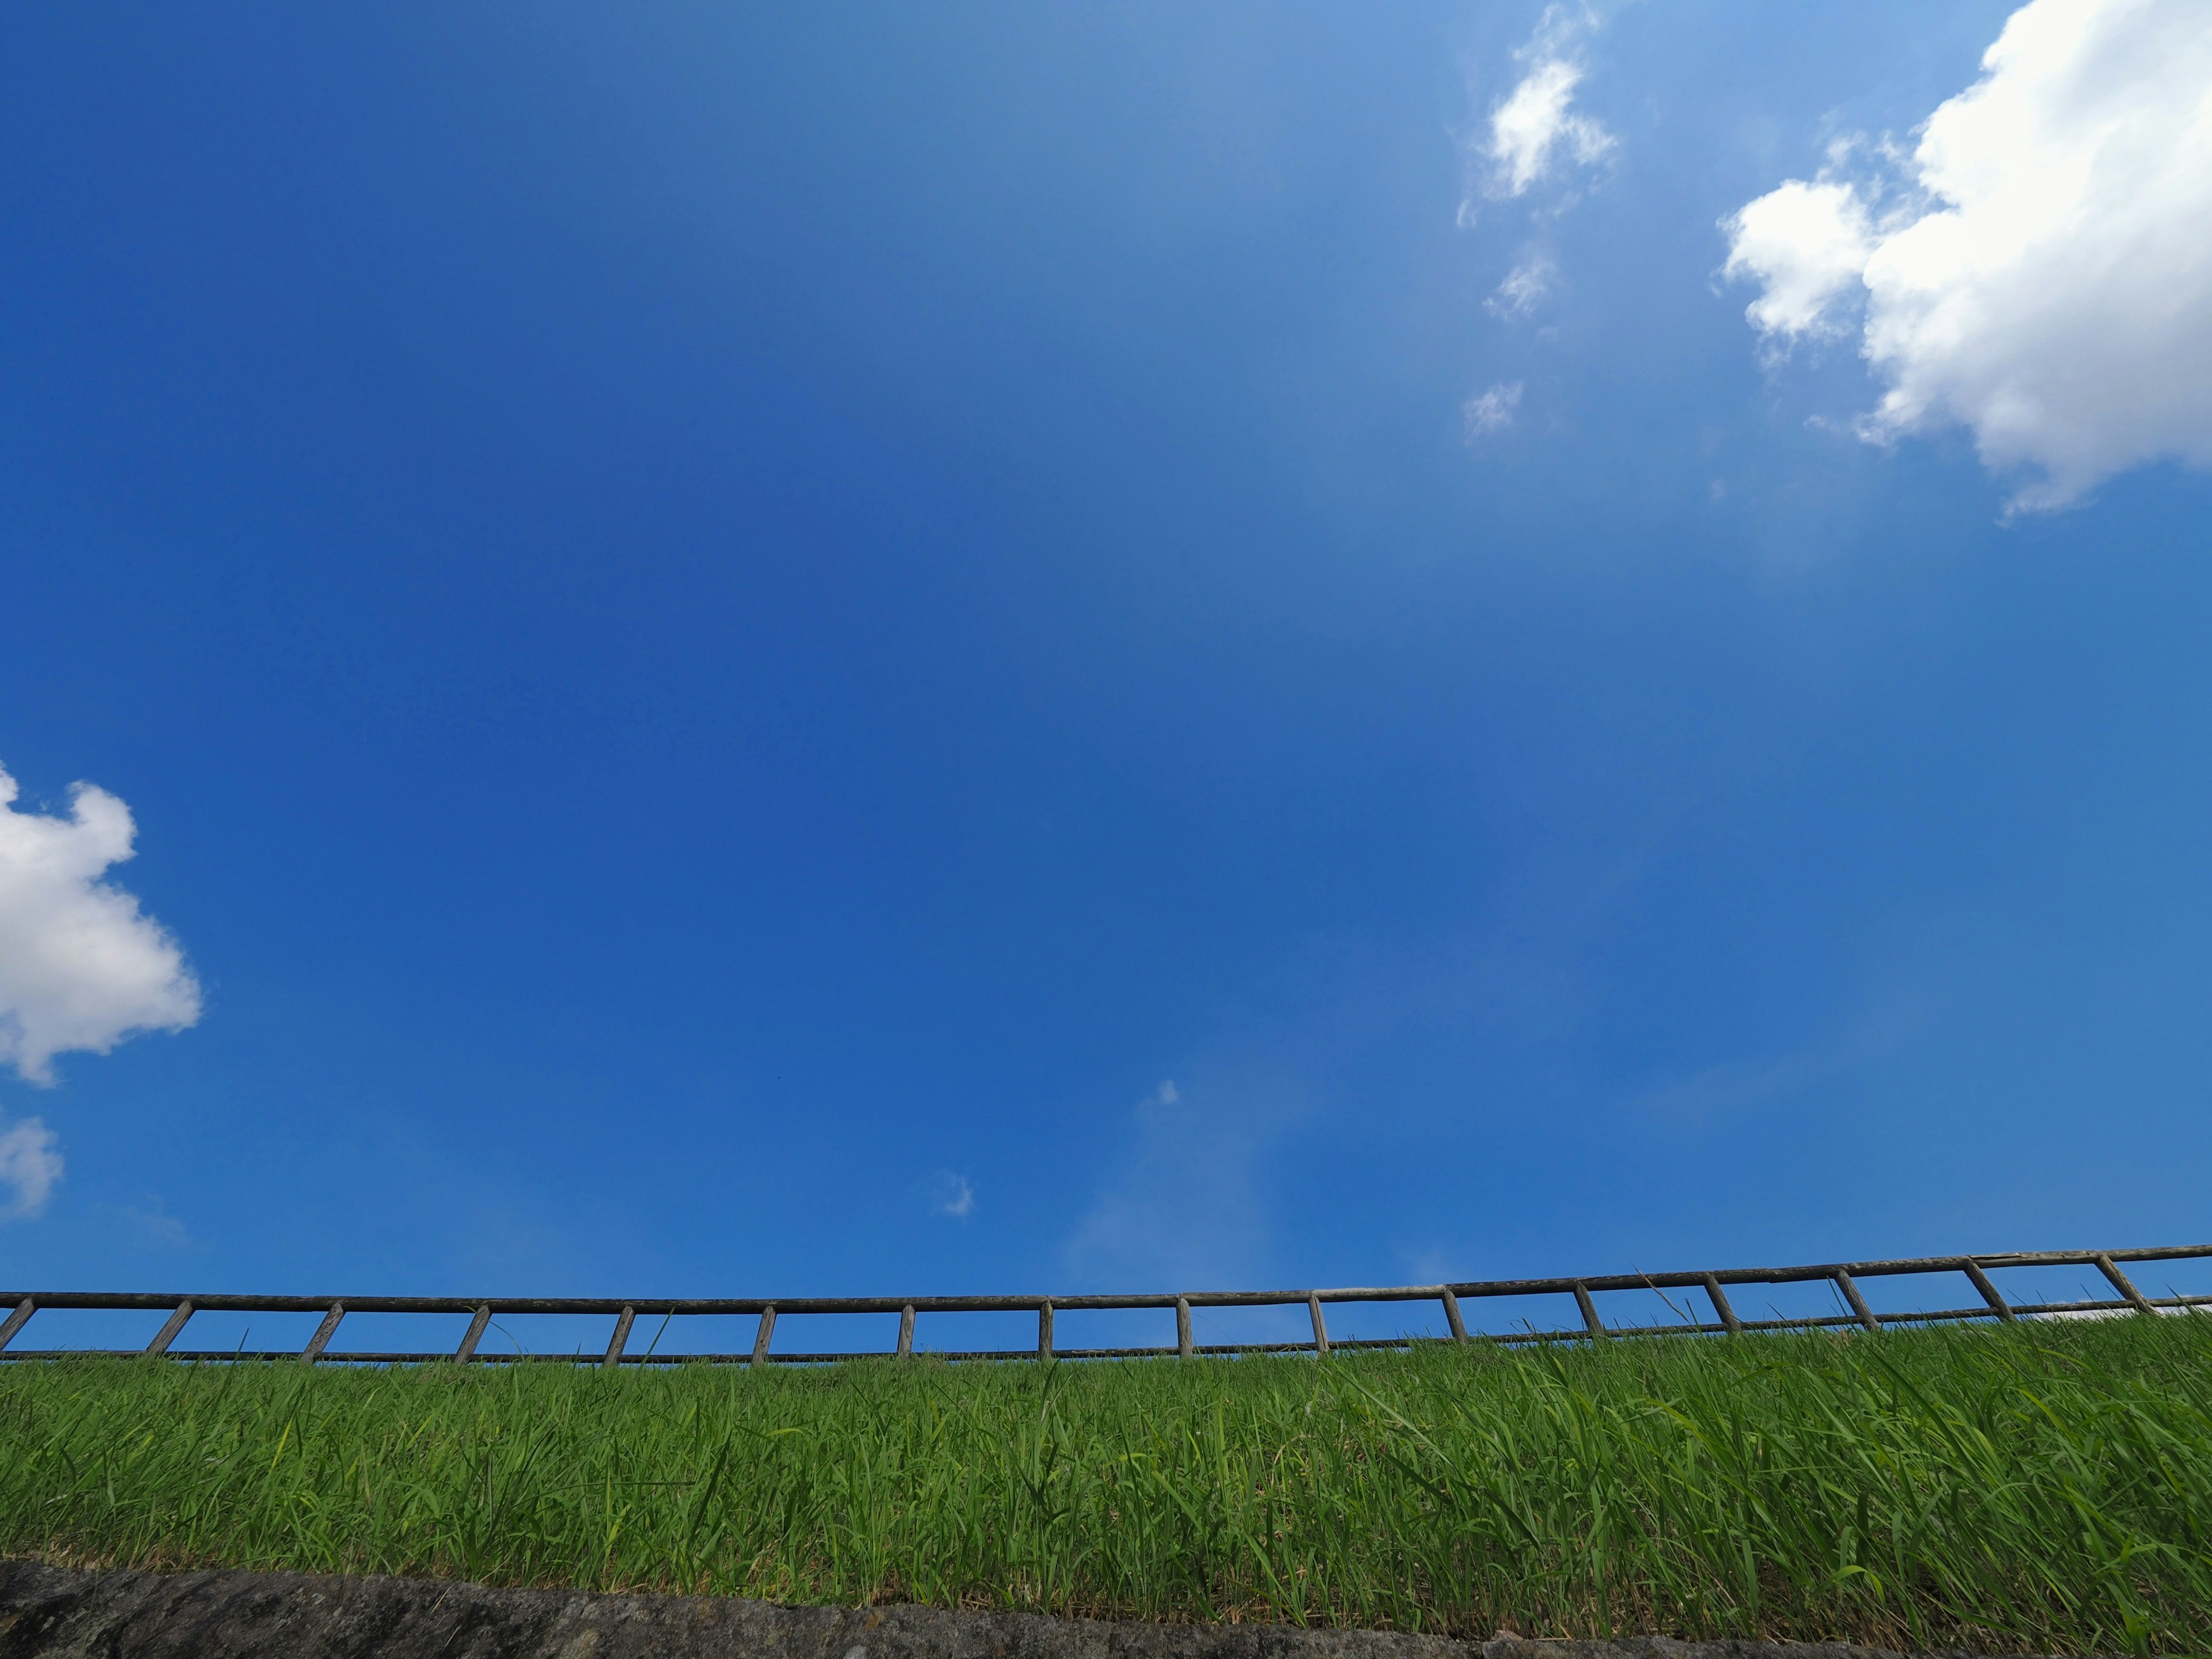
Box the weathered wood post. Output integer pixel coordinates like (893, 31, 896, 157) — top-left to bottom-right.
(1573, 1283, 1607, 1340)
(1832, 1270, 1881, 1332)
(603, 1306, 635, 1369)
(1441, 1287, 1468, 1342)
(302, 1303, 345, 1362)
(2095, 1253, 2157, 1316)
(145, 1301, 193, 1356)
(1961, 1260, 2016, 1322)
(456, 1304, 492, 1361)
(1701, 1275, 1742, 1335)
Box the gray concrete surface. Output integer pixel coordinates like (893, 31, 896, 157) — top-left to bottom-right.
(0, 1560, 2063, 1659)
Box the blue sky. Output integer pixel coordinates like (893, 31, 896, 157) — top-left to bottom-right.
(3, 2, 2211, 1351)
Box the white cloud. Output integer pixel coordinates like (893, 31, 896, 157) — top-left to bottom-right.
(0, 763, 200, 1084)
(1487, 255, 1558, 319)
(1473, 7, 1614, 211)
(1724, 0, 2212, 509)
(1463, 381, 1524, 440)
(1721, 180, 1873, 343)
(927, 1171, 975, 1219)
(0, 1115, 62, 1220)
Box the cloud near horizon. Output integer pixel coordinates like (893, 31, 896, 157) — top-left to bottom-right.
(0, 763, 200, 1085)
(1724, 0, 2212, 509)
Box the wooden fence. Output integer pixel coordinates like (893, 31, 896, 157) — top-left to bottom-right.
(2, 1243, 2205, 1365)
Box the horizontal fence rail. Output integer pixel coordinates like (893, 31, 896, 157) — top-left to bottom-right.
(1, 1244, 2207, 1366)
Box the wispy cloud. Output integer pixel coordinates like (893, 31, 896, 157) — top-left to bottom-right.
(1063, 1076, 1301, 1291)
(1059, 858, 1677, 1299)
(926, 1170, 975, 1219)
(1487, 256, 1556, 319)
(1463, 5, 1613, 222)
(122, 1194, 196, 1250)
(1456, 10, 1611, 447)
(1462, 381, 1524, 440)
(1634, 990, 1930, 1128)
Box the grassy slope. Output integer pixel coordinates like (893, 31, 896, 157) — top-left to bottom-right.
(3, 1321, 2210, 1654)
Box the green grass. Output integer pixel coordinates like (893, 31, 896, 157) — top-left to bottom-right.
(5, 1320, 2212, 1654)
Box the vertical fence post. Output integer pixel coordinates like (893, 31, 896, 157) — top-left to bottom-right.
(456, 1305, 492, 1361)
(897, 1304, 915, 1357)
(0, 1297, 35, 1353)
(1176, 1297, 1193, 1357)
(1573, 1283, 1607, 1340)
(1961, 1260, 2016, 1322)
(1701, 1275, 1742, 1335)
(302, 1303, 345, 1362)
(144, 1301, 194, 1356)
(2095, 1254, 2157, 1316)
(1037, 1302, 1054, 1360)
(751, 1306, 777, 1366)
(1307, 1294, 1330, 1357)
(603, 1306, 635, 1370)
(1440, 1287, 1468, 1343)
(1832, 1270, 1881, 1333)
